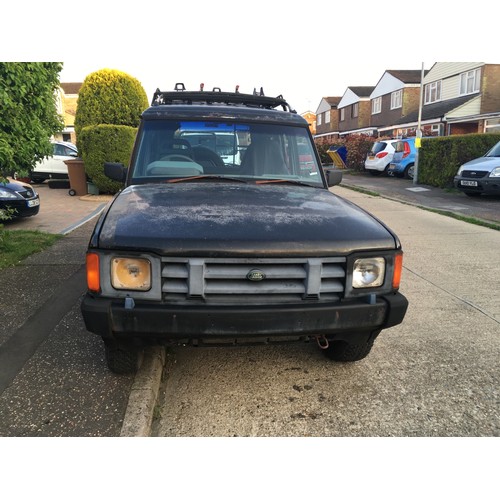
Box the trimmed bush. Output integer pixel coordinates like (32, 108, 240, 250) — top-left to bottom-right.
(74, 68, 148, 140)
(74, 68, 148, 194)
(78, 125, 136, 194)
(419, 133, 500, 187)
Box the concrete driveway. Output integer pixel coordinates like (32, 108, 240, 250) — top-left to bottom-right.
(3, 181, 112, 234)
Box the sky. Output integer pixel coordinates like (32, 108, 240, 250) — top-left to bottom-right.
(4, 1, 499, 115)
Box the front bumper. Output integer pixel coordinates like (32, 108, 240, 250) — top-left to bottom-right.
(454, 175, 500, 195)
(81, 292, 408, 346)
(0, 200, 40, 217)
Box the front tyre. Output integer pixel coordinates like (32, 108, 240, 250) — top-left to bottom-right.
(404, 164, 415, 180)
(322, 340, 374, 362)
(104, 340, 143, 374)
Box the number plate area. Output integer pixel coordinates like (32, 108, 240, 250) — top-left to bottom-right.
(461, 180, 478, 187)
(27, 199, 40, 207)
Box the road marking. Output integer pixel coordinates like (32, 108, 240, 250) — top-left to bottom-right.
(406, 187, 431, 192)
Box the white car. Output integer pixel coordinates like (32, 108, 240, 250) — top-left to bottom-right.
(364, 139, 398, 175)
(30, 141, 78, 183)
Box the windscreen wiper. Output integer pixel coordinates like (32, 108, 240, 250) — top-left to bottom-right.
(166, 175, 247, 184)
(255, 178, 319, 187)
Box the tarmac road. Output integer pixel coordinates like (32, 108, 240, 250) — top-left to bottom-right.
(1, 174, 499, 438)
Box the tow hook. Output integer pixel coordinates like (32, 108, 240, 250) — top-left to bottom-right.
(316, 335, 329, 350)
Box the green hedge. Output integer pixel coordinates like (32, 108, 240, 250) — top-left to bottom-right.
(418, 133, 500, 187)
(78, 124, 136, 194)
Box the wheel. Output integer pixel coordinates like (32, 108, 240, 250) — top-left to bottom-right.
(322, 339, 374, 362)
(404, 164, 415, 180)
(464, 191, 481, 197)
(104, 340, 142, 374)
(68, 189, 76, 196)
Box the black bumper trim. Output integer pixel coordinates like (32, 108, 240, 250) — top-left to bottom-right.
(81, 292, 408, 345)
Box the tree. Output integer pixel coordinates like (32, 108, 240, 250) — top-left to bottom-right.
(0, 62, 64, 179)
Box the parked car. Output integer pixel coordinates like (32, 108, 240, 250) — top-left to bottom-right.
(30, 141, 78, 183)
(454, 141, 500, 197)
(81, 84, 408, 374)
(364, 139, 398, 175)
(0, 179, 40, 218)
(387, 138, 416, 179)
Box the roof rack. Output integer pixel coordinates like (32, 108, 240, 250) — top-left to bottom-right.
(151, 83, 296, 113)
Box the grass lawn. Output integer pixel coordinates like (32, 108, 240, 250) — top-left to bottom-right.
(0, 229, 62, 270)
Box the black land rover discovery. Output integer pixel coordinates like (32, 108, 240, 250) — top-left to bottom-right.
(81, 84, 408, 373)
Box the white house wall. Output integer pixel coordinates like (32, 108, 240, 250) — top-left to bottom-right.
(316, 98, 332, 114)
(370, 72, 404, 99)
(423, 62, 484, 85)
(445, 95, 481, 119)
(338, 88, 359, 108)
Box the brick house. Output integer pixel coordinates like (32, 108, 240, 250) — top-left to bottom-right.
(55, 82, 82, 144)
(337, 86, 375, 136)
(313, 62, 500, 140)
(393, 62, 500, 136)
(300, 111, 317, 135)
(369, 70, 426, 137)
(314, 96, 341, 141)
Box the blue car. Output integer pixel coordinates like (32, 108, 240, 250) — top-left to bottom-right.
(387, 138, 416, 179)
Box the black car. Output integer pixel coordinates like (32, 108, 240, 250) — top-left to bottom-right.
(81, 84, 408, 373)
(0, 179, 40, 218)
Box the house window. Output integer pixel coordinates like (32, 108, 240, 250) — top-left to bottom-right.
(371, 97, 381, 114)
(391, 90, 402, 109)
(325, 111, 330, 124)
(351, 102, 359, 118)
(485, 118, 500, 133)
(460, 68, 481, 95)
(424, 81, 441, 104)
(317, 113, 322, 126)
(340, 108, 345, 121)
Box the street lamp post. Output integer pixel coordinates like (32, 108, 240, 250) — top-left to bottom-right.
(414, 62, 425, 185)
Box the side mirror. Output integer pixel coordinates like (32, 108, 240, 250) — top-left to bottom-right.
(104, 162, 127, 182)
(324, 167, 342, 187)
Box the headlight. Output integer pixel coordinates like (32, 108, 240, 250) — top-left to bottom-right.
(353, 257, 385, 288)
(111, 257, 151, 291)
(488, 167, 500, 178)
(0, 187, 18, 200)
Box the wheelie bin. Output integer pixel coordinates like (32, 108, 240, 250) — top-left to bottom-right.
(64, 158, 88, 196)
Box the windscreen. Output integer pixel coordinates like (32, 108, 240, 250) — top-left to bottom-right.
(131, 120, 322, 185)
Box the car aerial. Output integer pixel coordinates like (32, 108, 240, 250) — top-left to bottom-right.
(30, 141, 78, 183)
(454, 140, 500, 197)
(364, 139, 398, 176)
(387, 137, 416, 179)
(81, 83, 408, 374)
(0, 178, 40, 218)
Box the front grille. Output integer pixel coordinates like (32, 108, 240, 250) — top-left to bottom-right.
(161, 257, 346, 304)
(461, 170, 488, 179)
(18, 188, 35, 199)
